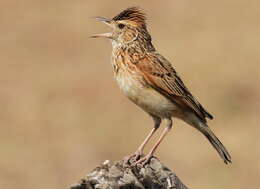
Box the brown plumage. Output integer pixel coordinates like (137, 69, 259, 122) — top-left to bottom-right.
(113, 7, 147, 25)
(92, 7, 231, 165)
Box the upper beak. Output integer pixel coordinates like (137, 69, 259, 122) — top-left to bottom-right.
(91, 17, 113, 39)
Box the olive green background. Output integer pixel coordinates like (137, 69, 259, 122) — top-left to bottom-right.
(1, 0, 259, 188)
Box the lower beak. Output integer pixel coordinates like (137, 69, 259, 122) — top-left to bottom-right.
(91, 17, 113, 39)
(91, 32, 113, 39)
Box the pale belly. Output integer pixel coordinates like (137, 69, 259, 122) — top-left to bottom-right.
(115, 73, 180, 118)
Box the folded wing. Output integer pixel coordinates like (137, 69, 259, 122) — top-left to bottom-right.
(135, 52, 213, 122)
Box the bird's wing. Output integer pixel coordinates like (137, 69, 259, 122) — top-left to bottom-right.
(135, 52, 213, 121)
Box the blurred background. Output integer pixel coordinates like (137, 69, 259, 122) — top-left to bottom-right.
(1, 0, 259, 188)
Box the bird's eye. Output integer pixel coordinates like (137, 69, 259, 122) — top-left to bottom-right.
(118, 23, 125, 29)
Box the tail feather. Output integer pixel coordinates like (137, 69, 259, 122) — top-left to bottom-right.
(198, 125, 232, 164)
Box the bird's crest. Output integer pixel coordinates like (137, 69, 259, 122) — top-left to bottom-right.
(113, 7, 146, 25)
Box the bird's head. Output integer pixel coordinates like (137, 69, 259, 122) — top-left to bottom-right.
(92, 7, 151, 46)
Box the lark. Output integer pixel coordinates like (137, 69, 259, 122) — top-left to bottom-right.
(91, 7, 231, 166)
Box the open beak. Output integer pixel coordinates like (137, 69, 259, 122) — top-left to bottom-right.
(91, 17, 113, 39)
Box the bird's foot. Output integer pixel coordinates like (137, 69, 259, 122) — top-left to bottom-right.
(131, 153, 154, 168)
(123, 150, 143, 166)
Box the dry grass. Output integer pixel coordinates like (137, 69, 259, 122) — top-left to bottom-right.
(0, 0, 259, 188)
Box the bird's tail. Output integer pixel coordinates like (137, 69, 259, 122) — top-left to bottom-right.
(198, 124, 232, 164)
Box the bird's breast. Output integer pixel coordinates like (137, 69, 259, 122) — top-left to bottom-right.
(115, 69, 179, 118)
(111, 50, 180, 118)
(115, 68, 144, 100)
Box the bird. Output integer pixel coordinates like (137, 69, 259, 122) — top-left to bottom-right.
(91, 7, 231, 166)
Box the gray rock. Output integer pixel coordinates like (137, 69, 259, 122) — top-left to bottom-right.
(69, 158, 188, 189)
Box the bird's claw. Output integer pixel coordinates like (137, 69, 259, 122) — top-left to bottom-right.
(131, 153, 153, 168)
(123, 150, 143, 166)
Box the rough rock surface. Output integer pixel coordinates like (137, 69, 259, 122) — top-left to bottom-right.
(69, 158, 188, 189)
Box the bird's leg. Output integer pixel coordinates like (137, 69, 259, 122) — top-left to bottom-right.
(134, 127, 157, 158)
(133, 118, 172, 167)
(124, 115, 161, 165)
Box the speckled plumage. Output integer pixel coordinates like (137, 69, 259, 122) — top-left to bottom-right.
(92, 7, 231, 165)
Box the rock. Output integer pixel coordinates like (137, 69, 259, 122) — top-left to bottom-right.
(69, 157, 188, 189)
